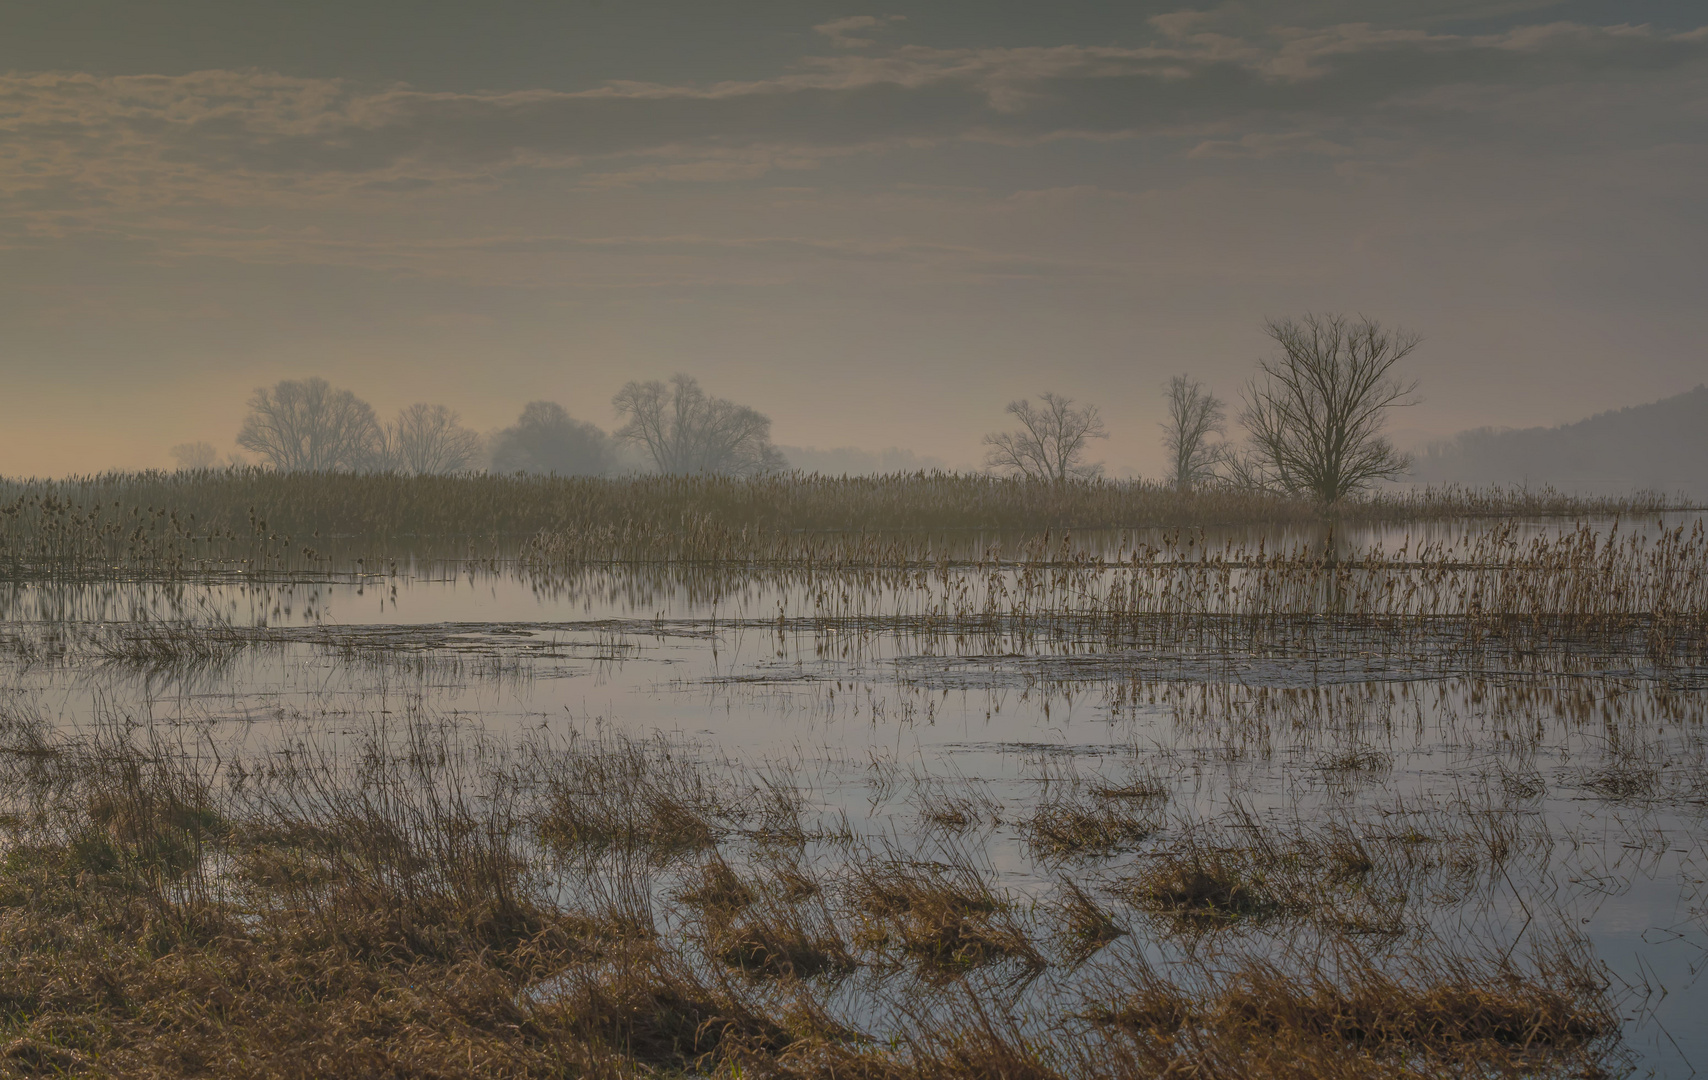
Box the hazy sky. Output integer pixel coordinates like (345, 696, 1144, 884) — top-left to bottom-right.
(3, 1, 1704, 477)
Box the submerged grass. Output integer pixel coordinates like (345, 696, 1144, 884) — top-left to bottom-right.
(530, 732, 723, 862)
(1025, 796, 1161, 860)
(0, 469, 1681, 1078)
(848, 852, 1045, 972)
(0, 705, 1636, 1079)
(1052, 879, 1128, 965)
(1088, 940, 1619, 1077)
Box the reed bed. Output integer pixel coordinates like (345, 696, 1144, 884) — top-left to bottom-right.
(0, 469, 1682, 580)
(525, 517, 1708, 664)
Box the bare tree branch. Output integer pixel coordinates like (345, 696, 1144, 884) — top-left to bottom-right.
(388, 403, 481, 475)
(235, 377, 384, 472)
(612, 374, 784, 476)
(1237, 313, 1421, 505)
(1161, 375, 1225, 491)
(983, 392, 1107, 482)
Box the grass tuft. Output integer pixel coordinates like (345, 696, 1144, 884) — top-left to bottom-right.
(849, 856, 1044, 972)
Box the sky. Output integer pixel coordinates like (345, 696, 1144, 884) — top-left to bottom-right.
(2, 0, 1705, 477)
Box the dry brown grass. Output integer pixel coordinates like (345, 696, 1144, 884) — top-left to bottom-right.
(1023, 765, 1168, 860)
(1128, 848, 1276, 921)
(1088, 942, 1618, 1078)
(530, 733, 722, 862)
(712, 897, 855, 980)
(1051, 879, 1127, 964)
(912, 774, 1002, 835)
(1, 469, 1682, 581)
(848, 855, 1044, 972)
(1118, 797, 1554, 940)
(0, 709, 1629, 1079)
(1024, 798, 1160, 860)
(676, 852, 757, 912)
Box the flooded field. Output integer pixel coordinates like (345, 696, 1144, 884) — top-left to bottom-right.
(2, 493, 1704, 1077)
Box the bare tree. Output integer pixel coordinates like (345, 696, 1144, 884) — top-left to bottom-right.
(1239, 313, 1421, 504)
(983, 392, 1107, 482)
(490, 402, 612, 476)
(169, 441, 218, 470)
(1161, 376, 1225, 491)
(1210, 443, 1273, 492)
(387, 403, 481, 475)
(612, 374, 785, 476)
(236, 377, 385, 472)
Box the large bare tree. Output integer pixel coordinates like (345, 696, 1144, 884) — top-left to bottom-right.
(387, 403, 482, 475)
(236, 377, 384, 472)
(1161, 375, 1225, 491)
(983, 392, 1107, 482)
(1239, 313, 1420, 504)
(612, 374, 784, 476)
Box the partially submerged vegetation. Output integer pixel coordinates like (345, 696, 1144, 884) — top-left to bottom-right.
(0, 707, 1633, 1078)
(1088, 943, 1616, 1077)
(0, 470, 1698, 1077)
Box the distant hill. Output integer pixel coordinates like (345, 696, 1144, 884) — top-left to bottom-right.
(1409, 386, 1708, 500)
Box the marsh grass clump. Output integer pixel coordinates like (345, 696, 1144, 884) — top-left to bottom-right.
(1023, 764, 1167, 859)
(86, 616, 252, 670)
(746, 770, 812, 845)
(531, 734, 722, 860)
(1322, 830, 1378, 884)
(1025, 798, 1161, 859)
(1577, 761, 1662, 802)
(1317, 746, 1394, 778)
(1090, 767, 1172, 804)
(683, 850, 853, 980)
(711, 894, 855, 980)
(754, 848, 824, 903)
(1119, 798, 1554, 938)
(892, 1004, 1071, 1080)
(1090, 944, 1618, 1077)
(1497, 761, 1548, 801)
(1127, 849, 1275, 921)
(539, 948, 801, 1070)
(676, 852, 756, 911)
(1571, 738, 1666, 803)
(1052, 879, 1127, 964)
(849, 856, 1043, 971)
(913, 773, 1003, 834)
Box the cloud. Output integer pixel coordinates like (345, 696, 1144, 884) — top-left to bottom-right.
(813, 15, 906, 49)
(0, 17, 1701, 234)
(120, 225, 1123, 290)
(1186, 130, 1361, 159)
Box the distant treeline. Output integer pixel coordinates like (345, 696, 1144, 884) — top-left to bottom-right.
(154, 318, 1703, 506)
(1412, 386, 1708, 500)
(171, 315, 1431, 506)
